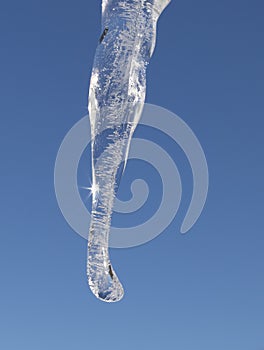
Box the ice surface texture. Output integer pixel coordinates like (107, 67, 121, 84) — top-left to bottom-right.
(87, 0, 171, 302)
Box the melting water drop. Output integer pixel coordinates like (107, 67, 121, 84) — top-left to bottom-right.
(87, 0, 171, 302)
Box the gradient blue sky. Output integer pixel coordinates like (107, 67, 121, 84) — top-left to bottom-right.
(1, 0, 264, 349)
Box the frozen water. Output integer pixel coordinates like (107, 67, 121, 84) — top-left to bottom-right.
(87, 0, 171, 302)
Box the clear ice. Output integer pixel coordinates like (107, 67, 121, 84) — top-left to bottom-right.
(87, 0, 171, 302)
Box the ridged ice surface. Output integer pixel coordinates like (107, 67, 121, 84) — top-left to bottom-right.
(87, 0, 171, 302)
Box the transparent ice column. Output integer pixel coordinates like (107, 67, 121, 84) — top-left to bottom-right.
(87, 0, 171, 302)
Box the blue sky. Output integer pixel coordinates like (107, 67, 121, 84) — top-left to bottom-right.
(1, 0, 264, 349)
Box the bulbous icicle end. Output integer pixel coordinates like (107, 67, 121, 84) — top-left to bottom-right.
(88, 271, 124, 303)
(88, 260, 124, 302)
